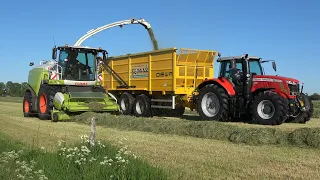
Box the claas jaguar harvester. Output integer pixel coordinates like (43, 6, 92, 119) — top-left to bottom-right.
(101, 50, 313, 125)
(23, 45, 119, 121)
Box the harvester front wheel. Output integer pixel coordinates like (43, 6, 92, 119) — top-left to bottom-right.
(133, 94, 152, 117)
(196, 84, 230, 121)
(251, 91, 288, 125)
(23, 91, 33, 117)
(37, 85, 56, 120)
(119, 92, 134, 115)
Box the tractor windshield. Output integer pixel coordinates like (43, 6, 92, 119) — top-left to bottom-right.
(58, 49, 97, 81)
(249, 60, 263, 76)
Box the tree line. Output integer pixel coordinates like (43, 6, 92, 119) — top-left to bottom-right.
(0, 81, 28, 97)
(1, 81, 320, 100)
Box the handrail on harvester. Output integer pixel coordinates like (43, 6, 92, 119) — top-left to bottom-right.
(73, 18, 158, 50)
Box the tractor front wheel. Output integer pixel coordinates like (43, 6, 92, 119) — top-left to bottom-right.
(288, 94, 314, 123)
(251, 91, 288, 125)
(196, 84, 229, 121)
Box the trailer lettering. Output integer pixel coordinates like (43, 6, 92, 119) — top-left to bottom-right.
(156, 72, 172, 77)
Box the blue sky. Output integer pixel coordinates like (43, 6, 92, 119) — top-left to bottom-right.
(0, 0, 319, 94)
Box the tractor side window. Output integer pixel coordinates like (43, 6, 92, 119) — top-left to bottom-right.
(224, 62, 242, 77)
(249, 61, 262, 76)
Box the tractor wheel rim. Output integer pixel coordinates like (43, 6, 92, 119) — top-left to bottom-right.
(24, 100, 30, 113)
(257, 100, 275, 119)
(120, 99, 127, 111)
(39, 94, 47, 114)
(136, 100, 144, 114)
(201, 92, 220, 117)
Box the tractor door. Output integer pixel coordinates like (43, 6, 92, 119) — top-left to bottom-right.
(219, 61, 244, 95)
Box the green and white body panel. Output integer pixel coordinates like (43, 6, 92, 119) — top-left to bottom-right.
(26, 60, 119, 121)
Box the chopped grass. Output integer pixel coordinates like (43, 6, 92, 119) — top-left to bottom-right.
(0, 133, 167, 180)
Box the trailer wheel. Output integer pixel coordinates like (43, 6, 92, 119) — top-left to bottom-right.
(196, 84, 229, 121)
(119, 92, 134, 115)
(133, 94, 152, 117)
(288, 94, 314, 123)
(251, 91, 288, 125)
(37, 85, 57, 120)
(23, 91, 33, 117)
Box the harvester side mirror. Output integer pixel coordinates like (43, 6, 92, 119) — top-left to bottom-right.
(272, 61, 277, 72)
(52, 47, 57, 60)
(29, 62, 34, 66)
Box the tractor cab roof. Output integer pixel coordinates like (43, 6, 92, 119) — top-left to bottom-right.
(217, 55, 261, 62)
(57, 45, 107, 53)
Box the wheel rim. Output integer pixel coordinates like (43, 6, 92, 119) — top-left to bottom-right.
(39, 94, 47, 114)
(257, 100, 275, 119)
(120, 99, 127, 111)
(201, 92, 220, 117)
(135, 100, 144, 114)
(24, 100, 30, 113)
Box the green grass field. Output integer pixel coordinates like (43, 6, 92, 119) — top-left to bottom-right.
(1, 98, 320, 179)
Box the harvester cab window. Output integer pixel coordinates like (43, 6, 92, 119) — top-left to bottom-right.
(58, 49, 95, 81)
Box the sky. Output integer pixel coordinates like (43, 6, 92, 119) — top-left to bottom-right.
(0, 0, 319, 94)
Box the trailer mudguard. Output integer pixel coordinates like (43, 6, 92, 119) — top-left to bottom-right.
(197, 77, 236, 96)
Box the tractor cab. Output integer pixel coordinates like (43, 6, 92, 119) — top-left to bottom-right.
(51, 45, 108, 81)
(216, 54, 276, 95)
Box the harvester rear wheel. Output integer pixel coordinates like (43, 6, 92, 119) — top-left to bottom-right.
(23, 91, 33, 117)
(196, 84, 230, 121)
(37, 85, 56, 120)
(133, 94, 152, 117)
(119, 92, 134, 115)
(251, 91, 288, 125)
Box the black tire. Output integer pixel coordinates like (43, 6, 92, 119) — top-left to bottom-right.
(132, 94, 152, 117)
(288, 94, 314, 123)
(37, 85, 57, 120)
(118, 92, 134, 115)
(23, 91, 33, 117)
(171, 106, 185, 117)
(196, 84, 229, 121)
(251, 91, 288, 125)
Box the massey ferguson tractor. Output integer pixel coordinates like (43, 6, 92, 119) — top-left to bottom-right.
(195, 54, 313, 125)
(23, 45, 119, 121)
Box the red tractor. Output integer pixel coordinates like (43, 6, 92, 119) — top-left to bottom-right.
(195, 54, 313, 125)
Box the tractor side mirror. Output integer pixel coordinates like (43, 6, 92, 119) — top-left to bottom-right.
(272, 61, 277, 72)
(29, 62, 34, 66)
(52, 47, 57, 60)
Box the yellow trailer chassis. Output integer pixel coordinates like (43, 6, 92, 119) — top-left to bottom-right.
(101, 47, 217, 116)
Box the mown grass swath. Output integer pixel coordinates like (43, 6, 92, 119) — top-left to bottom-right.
(73, 107, 320, 148)
(0, 133, 167, 180)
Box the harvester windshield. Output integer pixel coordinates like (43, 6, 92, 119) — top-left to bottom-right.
(54, 46, 107, 81)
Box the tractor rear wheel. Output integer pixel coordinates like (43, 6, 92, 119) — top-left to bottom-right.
(196, 84, 229, 121)
(133, 94, 152, 117)
(37, 85, 57, 120)
(251, 91, 288, 125)
(118, 92, 134, 115)
(288, 94, 314, 123)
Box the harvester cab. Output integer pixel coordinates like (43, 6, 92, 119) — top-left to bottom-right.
(23, 45, 119, 122)
(196, 53, 313, 125)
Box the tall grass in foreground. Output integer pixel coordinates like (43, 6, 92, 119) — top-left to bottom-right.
(73, 112, 320, 148)
(0, 133, 167, 180)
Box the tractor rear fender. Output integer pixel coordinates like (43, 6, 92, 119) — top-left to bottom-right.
(25, 84, 38, 112)
(197, 78, 236, 96)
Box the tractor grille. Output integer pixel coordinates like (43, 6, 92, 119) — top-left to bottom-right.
(288, 84, 299, 95)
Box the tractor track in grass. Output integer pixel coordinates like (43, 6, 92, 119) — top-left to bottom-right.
(1, 101, 320, 179)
